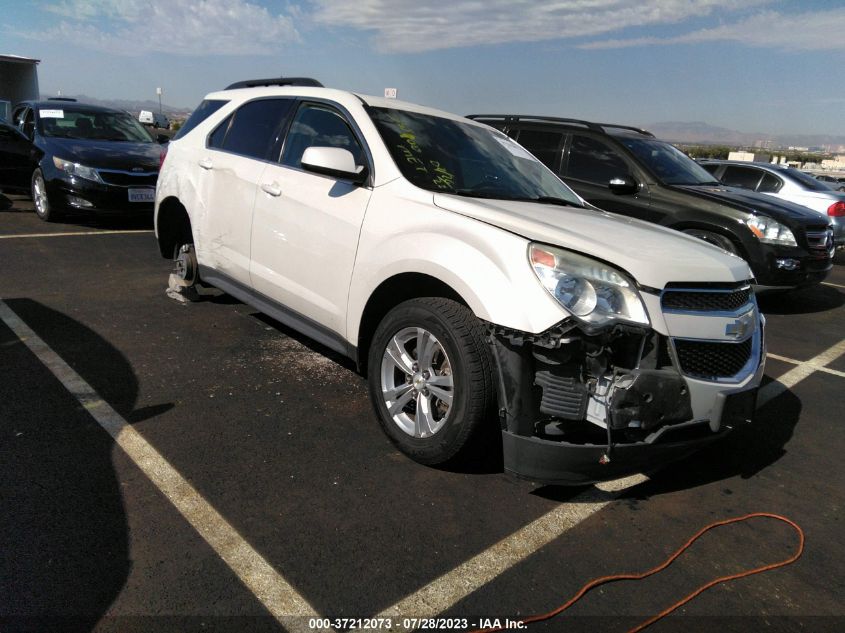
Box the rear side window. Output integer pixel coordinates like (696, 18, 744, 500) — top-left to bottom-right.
(172, 99, 228, 141)
(758, 173, 783, 193)
(515, 129, 564, 171)
(207, 114, 233, 149)
(565, 134, 629, 185)
(219, 98, 295, 161)
(721, 166, 763, 190)
(700, 163, 720, 175)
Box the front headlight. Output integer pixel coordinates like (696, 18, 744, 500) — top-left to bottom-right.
(746, 216, 797, 247)
(529, 243, 649, 326)
(52, 156, 104, 183)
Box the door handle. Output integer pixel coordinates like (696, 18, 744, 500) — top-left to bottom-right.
(261, 182, 282, 197)
(198, 158, 213, 170)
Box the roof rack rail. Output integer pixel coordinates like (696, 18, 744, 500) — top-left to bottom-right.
(467, 114, 653, 137)
(47, 97, 78, 102)
(224, 77, 323, 90)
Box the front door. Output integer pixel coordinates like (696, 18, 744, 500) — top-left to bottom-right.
(250, 101, 372, 336)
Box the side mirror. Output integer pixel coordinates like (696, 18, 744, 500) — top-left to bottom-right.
(608, 175, 639, 195)
(157, 134, 170, 144)
(301, 146, 367, 184)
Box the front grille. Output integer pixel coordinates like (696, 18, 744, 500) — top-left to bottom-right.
(674, 339, 752, 379)
(805, 228, 833, 257)
(97, 170, 158, 187)
(662, 287, 751, 312)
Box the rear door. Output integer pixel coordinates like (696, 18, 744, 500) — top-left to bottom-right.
(197, 97, 295, 284)
(250, 101, 372, 337)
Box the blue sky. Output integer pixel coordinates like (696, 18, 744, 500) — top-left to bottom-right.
(2, 0, 844, 135)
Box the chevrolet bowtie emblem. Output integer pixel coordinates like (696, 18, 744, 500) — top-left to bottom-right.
(725, 314, 753, 339)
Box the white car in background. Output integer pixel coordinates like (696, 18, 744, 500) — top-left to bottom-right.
(701, 160, 844, 247)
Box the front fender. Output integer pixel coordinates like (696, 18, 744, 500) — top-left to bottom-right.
(347, 189, 567, 343)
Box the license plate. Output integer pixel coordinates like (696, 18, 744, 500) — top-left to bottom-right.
(128, 188, 155, 203)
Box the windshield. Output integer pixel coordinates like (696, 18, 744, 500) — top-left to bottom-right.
(620, 138, 719, 186)
(37, 107, 153, 142)
(368, 107, 583, 205)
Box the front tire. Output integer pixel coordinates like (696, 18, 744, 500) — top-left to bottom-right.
(32, 169, 60, 222)
(367, 298, 494, 465)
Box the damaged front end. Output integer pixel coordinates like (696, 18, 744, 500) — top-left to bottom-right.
(488, 309, 761, 485)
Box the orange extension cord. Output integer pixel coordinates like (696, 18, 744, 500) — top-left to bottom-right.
(472, 512, 804, 633)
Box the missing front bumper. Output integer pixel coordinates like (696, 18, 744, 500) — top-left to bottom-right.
(488, 321, 758, 485)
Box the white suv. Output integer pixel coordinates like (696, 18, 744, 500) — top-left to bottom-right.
(155, 78, 765, 484)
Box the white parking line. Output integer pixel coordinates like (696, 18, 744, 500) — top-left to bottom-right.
(767, 352, 845, 379)
(821, 281, 845, 290)
(377, 475, 647, 625)
(759, 339, 845, 406)
(0, 230, 153, 239)
(0, 300, 320, 632)
(380, 342, 845, 625)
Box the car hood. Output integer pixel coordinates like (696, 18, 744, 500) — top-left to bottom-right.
(673, 184, 828, 227)
(432, 194, 751, 288)
(41, 137, 162, 172)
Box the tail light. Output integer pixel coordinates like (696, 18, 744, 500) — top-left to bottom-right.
(828, 201, 845, 217)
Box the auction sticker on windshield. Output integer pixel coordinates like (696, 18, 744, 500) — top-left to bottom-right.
(128, 188, 155, 203)
(39, 109, 64, 118)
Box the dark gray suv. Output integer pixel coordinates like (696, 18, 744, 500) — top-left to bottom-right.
(469, 115, 834, 290)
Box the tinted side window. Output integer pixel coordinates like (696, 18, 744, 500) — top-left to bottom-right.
(515, 129, 564, 171)
(172, 99, 228, 141)
(281, 104, 364, 169)
(207, 114, 232, 149)
(758, 173, 783, 193)
(565, 134, 629, 185)
(701, 163, 720, 175)
(222, 99, 294, 161)
(721, 166, 763, 190)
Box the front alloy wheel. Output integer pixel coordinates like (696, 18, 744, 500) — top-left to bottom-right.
(32, 169, 59, 222)
(380, 326, 454, 438)
(367, 297, 493, 465)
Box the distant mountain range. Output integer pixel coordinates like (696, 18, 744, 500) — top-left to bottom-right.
(39, 97, 844, 149)
(45, 94, 191, 118)
(644, 121, 845, 150)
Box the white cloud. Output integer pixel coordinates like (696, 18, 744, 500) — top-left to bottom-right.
(580, 9, 845, 50)
(308, 0, 771, 53)
(26, 0, 299, 56)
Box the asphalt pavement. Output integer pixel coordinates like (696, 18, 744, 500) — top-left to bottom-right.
(1, 193, 843, 633)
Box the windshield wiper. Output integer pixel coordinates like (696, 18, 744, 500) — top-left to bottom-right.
(509, 196, 582, 207)
(448, 190, 581, 207)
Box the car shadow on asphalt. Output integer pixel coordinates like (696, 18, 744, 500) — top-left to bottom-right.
(0, 193, 14, 210)
(0, 300, 135, 632)
(757, 284, 844, 315)
(619, 376, 801, 500)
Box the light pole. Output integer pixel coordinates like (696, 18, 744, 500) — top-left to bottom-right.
(156, 87, 162, 115)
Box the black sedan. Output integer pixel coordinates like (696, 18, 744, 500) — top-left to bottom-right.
(1, 100, 165, 221)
